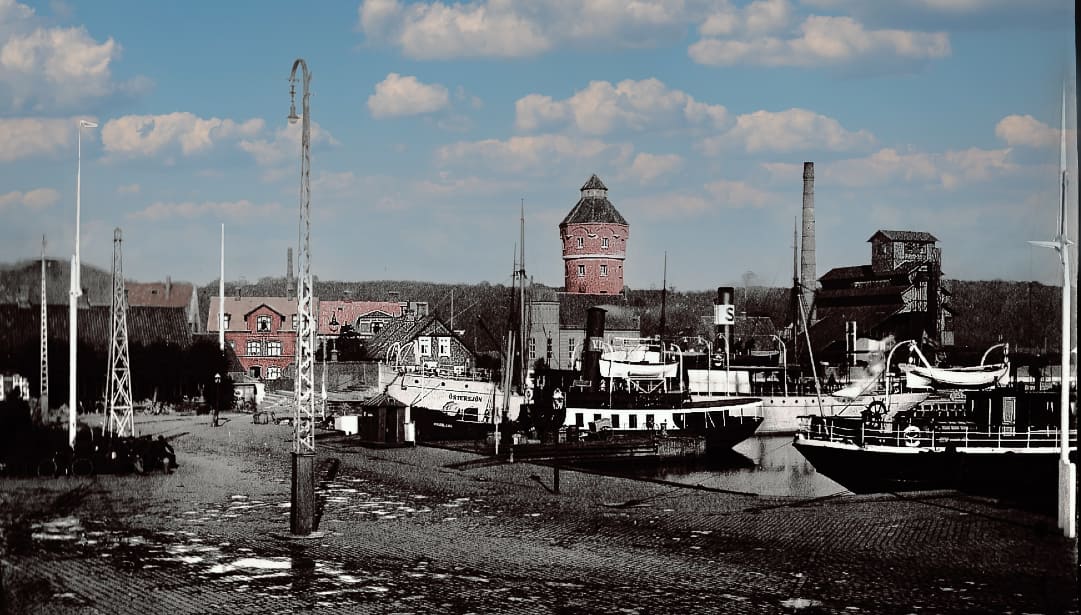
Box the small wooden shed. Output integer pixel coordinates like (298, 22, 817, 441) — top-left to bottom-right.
(357, 393, 407, 444)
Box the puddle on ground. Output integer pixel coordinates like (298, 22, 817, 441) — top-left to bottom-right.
(30, 515, 561, 609)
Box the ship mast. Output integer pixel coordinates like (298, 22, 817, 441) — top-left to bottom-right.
(659, 252, 667, 340)
(39, 236, 48, 422)
(518, 199, 528, 393)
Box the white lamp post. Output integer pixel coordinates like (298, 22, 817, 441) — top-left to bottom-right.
(69, 119, 97, 449)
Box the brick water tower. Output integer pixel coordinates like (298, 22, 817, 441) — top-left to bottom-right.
(559, 174, 629, 295)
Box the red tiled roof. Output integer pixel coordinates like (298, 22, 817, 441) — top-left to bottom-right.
(126, 281, 194, 309)
(207, 296, 313, 332)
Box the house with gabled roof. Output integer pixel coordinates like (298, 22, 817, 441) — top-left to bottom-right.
(364, 314, 475, 374)
(318, 300, 403, 339)
(207, 295, 315, 381)
(126, 276, 202, 333)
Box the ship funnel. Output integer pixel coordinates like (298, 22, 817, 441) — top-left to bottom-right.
(581, 307, 606, 389)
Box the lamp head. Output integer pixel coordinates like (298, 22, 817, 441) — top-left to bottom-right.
(79, 120, 98, 129)
(288, 82, 299, 124)
(214, 372, 221, 383)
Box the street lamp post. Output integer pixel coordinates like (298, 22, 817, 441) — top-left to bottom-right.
(771, 335, 787, 397)
(288, 58, 317, 537)
(213, 373, 221, 427)
(69, 119, 97, 449)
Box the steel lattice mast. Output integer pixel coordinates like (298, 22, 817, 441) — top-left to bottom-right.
(288, 58, 316, 536)
(105, 228, 134, 438)
(40, 235, 48, 421)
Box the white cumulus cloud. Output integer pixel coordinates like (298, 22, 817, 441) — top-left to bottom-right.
(765, 146, 1016, 189)
(627, 153, 682, 184)
(358, 0, 698, 60)
(994, 114, 1059, 148)
(102, 112, 264, 157)
(0, 0, 148, 110)
(0, 187, 60, 210)
(515, 78, 728, 135)
(702, 108, 875, 154)
(238, 119, 338, 167)
(690, 11, 950, 69)
(368, 73, 450, 119)
(0, 117, 75, 161)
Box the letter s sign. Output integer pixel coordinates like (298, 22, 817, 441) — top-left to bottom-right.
(713, 304, 735, 325)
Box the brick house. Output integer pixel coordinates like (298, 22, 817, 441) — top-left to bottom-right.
(207, 296, 311, 381)
(365, 314, 475, 374)
(560, 174, 629, 295)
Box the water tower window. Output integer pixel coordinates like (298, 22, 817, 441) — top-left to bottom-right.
(601, 237, 609, 249)
(576, 237, 584, 248)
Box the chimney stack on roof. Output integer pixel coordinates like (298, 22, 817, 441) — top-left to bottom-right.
(165, 275, 172, 298)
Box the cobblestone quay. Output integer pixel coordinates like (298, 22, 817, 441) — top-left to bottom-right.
(1, 414, 1076, 614)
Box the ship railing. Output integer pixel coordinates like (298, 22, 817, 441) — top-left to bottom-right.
(798, 416, 1077, 450)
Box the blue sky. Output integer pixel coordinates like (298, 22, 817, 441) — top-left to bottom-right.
(0, 0, 1076, 292)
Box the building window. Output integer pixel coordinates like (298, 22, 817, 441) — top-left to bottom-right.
(599, 264, 608, 277)
(256, 315, 272, 332)
(266, 366, 282, 380)
(629, 414, 638, 429)
(528, 337, 536, 361)
(418, 336, 432, 357)
(546, 338, 553, 363)
(438, 336, 451, 357)
(577, 264, 585, 277)
(267, 340, 283, 356)
(247, 340, 262, 356)
(576, 237, 583, 248)
(223, 313, 231, 329)
(249, 366, 261, 379)
(601, 237, 609, 249)
(575, 413, 584, 427)
(611, 414, 620, 429)
(568, 338, 575, 360)
(372, 321, 384, 335)
(645, 414, 655, 429)
(291, 314, 298, 330)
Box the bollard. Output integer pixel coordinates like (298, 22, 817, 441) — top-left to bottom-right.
(509, 445, 514, 463)
(553, 464, 560, 494)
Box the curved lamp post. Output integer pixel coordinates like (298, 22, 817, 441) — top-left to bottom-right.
(771, 334, 787, 397)
(287, 58, 318, 537)
(69, 119, 97, 449)
(884, 339, 917, 413)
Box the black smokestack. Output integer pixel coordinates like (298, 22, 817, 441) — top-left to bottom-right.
(581, 307, 606, 390)
(800, 162, 815, 319)
(714, 287, 734, 360)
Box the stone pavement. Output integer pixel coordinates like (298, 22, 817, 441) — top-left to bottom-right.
(0, 413, 1077, 614)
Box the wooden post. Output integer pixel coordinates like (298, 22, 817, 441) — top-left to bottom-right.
(553, 463, 560, 494)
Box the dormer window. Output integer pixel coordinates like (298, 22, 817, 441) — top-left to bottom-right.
(256, 315, 272, 332)
(223, 313, 231, 329)
(576, 237, 584, 249)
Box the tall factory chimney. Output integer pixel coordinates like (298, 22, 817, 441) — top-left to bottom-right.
(800, 162, 816, 320)
(286, 247, 294, 299)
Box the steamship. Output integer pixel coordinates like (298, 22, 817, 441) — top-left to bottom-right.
(537, 309, 763, 452)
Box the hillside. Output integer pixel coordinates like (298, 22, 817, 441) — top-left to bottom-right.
(193, 277, 1069, 356)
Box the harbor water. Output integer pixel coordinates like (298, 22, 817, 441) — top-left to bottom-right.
(575, 434, 846, 498)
